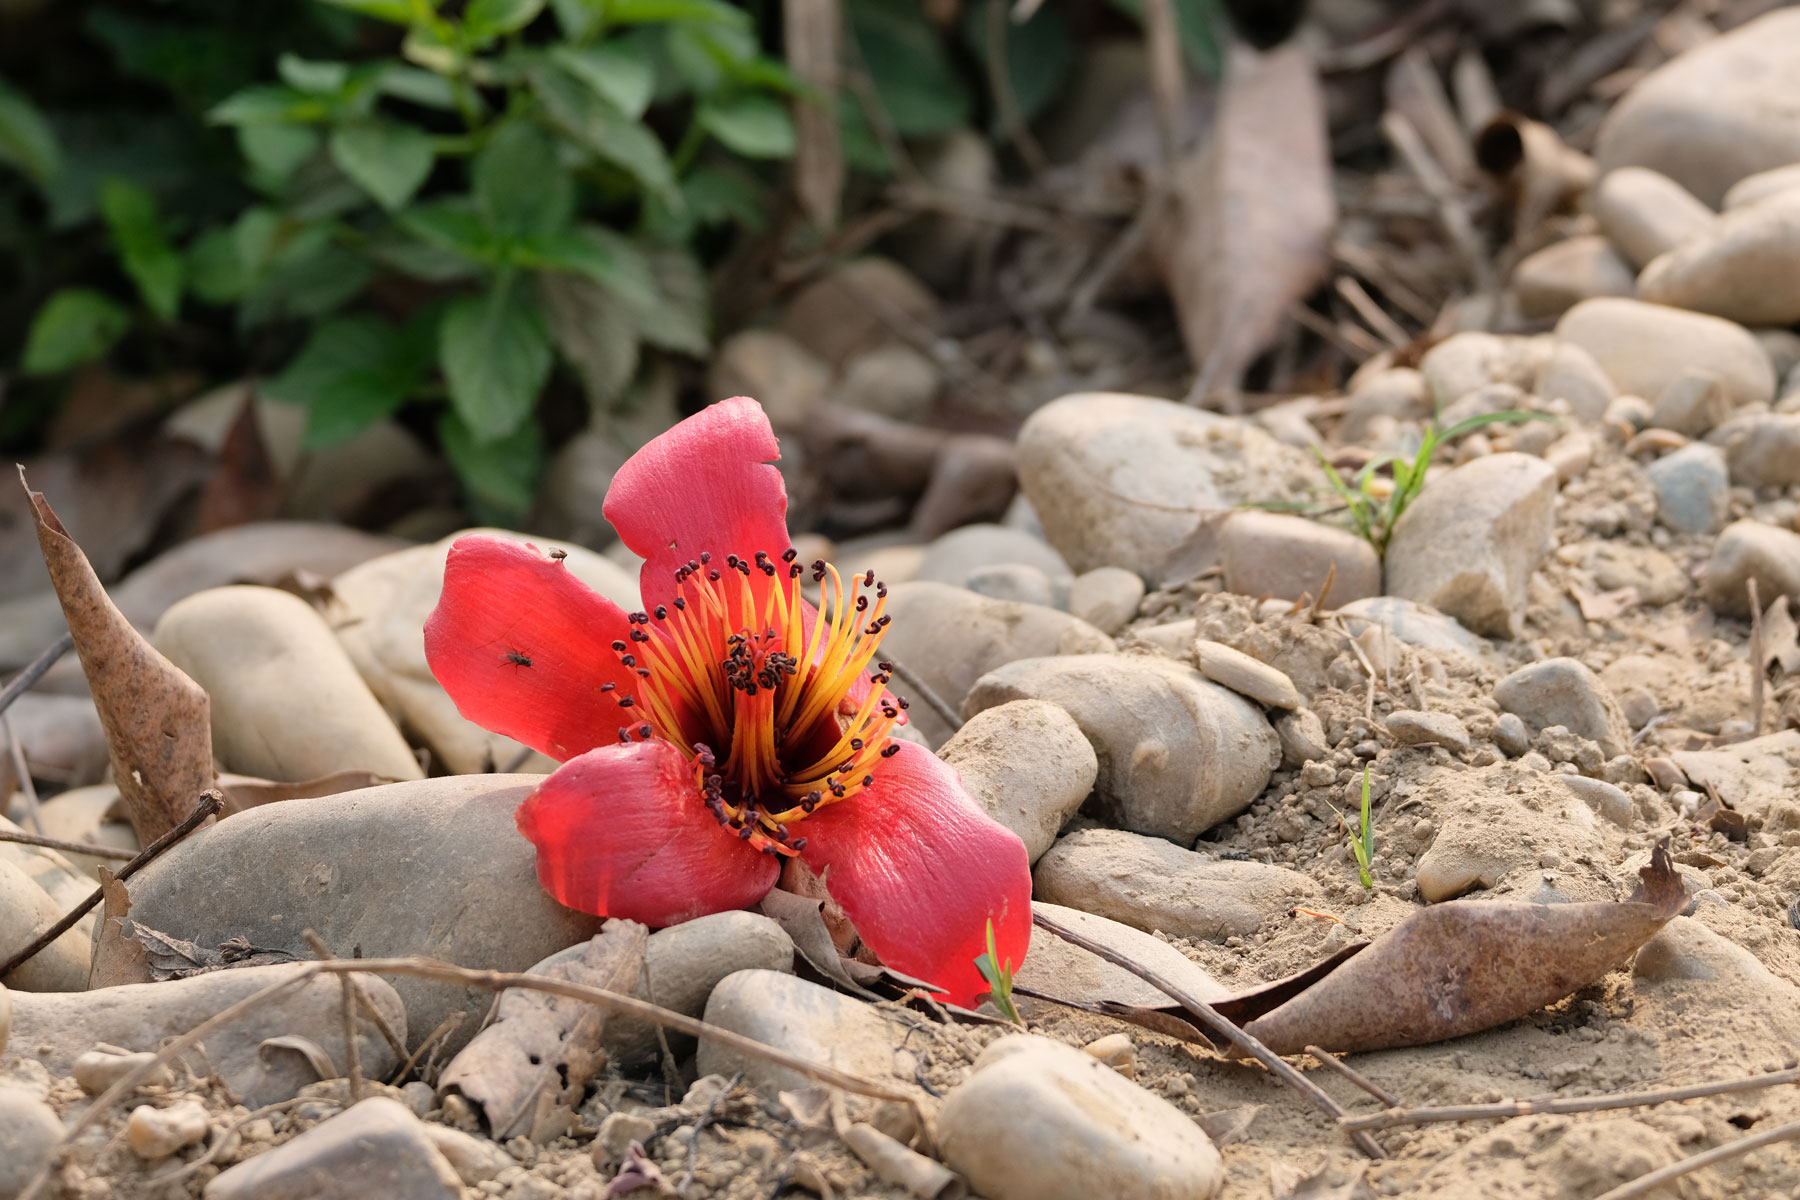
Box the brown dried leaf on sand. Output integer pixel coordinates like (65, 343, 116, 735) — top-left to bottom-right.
(23, 470, 214, 844)
(1152, 42, 1336, 399)
(1241, 845, 1689, 1055)
(439, 920, 648, 1141)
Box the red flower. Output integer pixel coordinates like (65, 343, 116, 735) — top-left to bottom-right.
(424, 396, 1031, 1006)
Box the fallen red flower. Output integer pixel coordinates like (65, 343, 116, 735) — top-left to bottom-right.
(424, 396, 1031, 1005)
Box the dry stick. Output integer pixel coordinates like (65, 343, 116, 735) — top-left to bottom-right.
(3, 713, 44, 834)
(1308, 563, 1339, 624)
(0, 827, 136, 860)
(0, 631, 75, 719)
(0, 790, 221, 978)
(1307, 1046, 1400, 1109)
(1340, 1065, 1800, 1132)
(1334, 276, 1411, 349)
(1381, 111, 1493, 296)
(1061, 186, 1168, 332)
(1031, 910, 1387, 1160)
(881, 655, 961, 734)
(1592, 1116, 1800, 1200)
(1749, 577, 1765, 737)
(1342, 621, 1380, 720)
(390, 1011, 465, 1087)
(1332, 240, 1436, 325)
(22, 954, 930, 1200)
(303, 932, 365, 1104)
(681, 1069, 745, 1196)
(984, 0, 1048, 182)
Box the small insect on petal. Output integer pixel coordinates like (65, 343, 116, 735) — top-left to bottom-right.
(504, 651, 533, 668)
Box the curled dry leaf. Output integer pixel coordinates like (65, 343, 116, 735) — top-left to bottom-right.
(1153, 42, 1336, 399)
(1241, 845, 1688, 1054)
(215, 769, 395, 814)
(439, 920, 648, 1141)
(259, 1034, 338, 1083)
(22, 470, 214, 844)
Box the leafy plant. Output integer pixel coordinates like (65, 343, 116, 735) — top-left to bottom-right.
(1327, 766, 1377, 890)
(973, 917, 1023, 1025)
(1313, 411, 1553, 557)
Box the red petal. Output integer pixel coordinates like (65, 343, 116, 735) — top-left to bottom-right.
(603, 396, 792, 614)
(424, 534, 642, 762)
(516, 738, 780, 925)
(798, 741, 1031, 1007)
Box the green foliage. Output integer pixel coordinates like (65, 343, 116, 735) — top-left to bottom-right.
(1327, 766, 1376, 890)
(21, 290, 131, 376)
(973, 917, 1023, 1025)
(0, 75, 62, 186)
(1313, 411, 1555, 557)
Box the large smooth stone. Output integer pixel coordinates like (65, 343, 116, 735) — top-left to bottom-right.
(939, 1035, 1223, 1200)
(1217, 511, 1380, 605)
(1705, 520, 1800, 617)
(1512, 235, 1636, 319)
(607, 912, 796, 1066)
(1016, 392, 1312, 581)
(1718, 413, 1800, 489)
(89, 775, 604, 1053)
(1639, 191, 1800, 326)
(5, 963, 404, 1107)
(155, 585, 423, 783)
(1556, 299, 1775, 411)
(1594, 7, 1800, 207)
(1384, 454, 1558, 639)
(879, 582, 1114, 748)
(1592, 166, 1717, 269)
(0, 1088, 61, 1199)
(937, 700, 1098, 863)
(1494, 658, 1630, 758)
(1335, 597, 1491, 661)
(331, 529, 640, 775)
(1645, 443, 1730, 535)
(0, 857, 88, 993)
(204, 1097, 461, 1200)
(1034, 828, 1317, 942)
(965, 654, 1278, 844)
(913, 524, 1072, 597)
(1017, 903, 1230, 1009)
(697, 969, 924, 1096)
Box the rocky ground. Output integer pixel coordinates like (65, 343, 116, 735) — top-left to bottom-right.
(11, 4, 1800, 1199)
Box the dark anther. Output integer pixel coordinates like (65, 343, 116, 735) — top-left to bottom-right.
(630, 629, 650, 643)
(618, 696, 634, 708)
(630, 611, 648, 624)
(726, 554, 740, 568)
(637, 668, 651, 678)
(790, 564, 803, 578)
(674, 598, 686, 611)
(621, 654, 636, 667)
(601, 682, 616, 693)
(862, 775, 873, 787)
(654, 605, 667, 620)
(701, 552, 712, 563)
(617, 728, 631, 744)
(638, 724, 652, 738)
(782, 548, 798, 562)
(881, 744, 901, 758)
(612, 641, 627, 652)
(878, 661, 893, 672)
(898, 697, 910, 710)
(709, 569, 721, 582)
(790, 837, 806, 851)
(850, 738, 863, 751)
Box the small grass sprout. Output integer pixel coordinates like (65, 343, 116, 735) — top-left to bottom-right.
(1313, 410, 1554, 557)
(1326, 765, 1377, 890)
(973, 917, 1023, 1025)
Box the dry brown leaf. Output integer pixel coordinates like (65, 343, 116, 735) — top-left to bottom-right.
(259, 1034, 338, 1082)
(215, 769, 395, 814)
(786, 0, 843, 231)
(756, 887, 882, 1000)
(1385, 44, 1476, 184)
(1759, 595, 1800, 681)
(23, 471, 214, 843)
(93, 866, 151, 984)
(1153, 42, 1336, 398)
(194, 391, 286, 533)
(439, 920, 647, 1140)
(1240, 845, 1688, 1054)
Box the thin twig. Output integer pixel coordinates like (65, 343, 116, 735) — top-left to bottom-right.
(4, 714, 44, 834)
(1593, 1116, 1800, 1200)
(0, 632, 75, 719)
(1141, 0, 1186, 168)
(1341, 1066, 1800, 1132)
(984, 0, 1048, 181)
(303, 932, 365, 1104)
(0, 827, 136, 860)
(1334, 276, 1411, 349)
(390, 1011, 464, 1087)
(1308, 563, 1338, 623)
(1380, 110, 1493, 295)
(21, 953, 932, 1200)
(1031, 910, 1387, 1159)
(1061, 187, 1169, 333)
(681, 1070, 744, 1195)
(1342, 620, 1380, 721)
(0, 790, 221, 979)
(1749, 578, 1765, 737)
(1307, 1046, 1400, 1108)
(881, 655, 962, 733)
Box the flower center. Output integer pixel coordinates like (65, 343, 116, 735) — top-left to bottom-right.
(606, 549, 905, 857)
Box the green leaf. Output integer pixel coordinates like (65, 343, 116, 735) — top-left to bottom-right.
(209, 84, 332, 126)
(600, 0, 750, 27)
(681, 164, 766, 231)
(1103, 0, 1223, 77)
(697, 94, 795, 159)
(511, 224, 656, 306)
(1436, 409, 1556, 442)
(465, 0, 546, 43)
(329, 121, 436, 210)
(21, 289, 130, 376)
(279, 54, 352, 95)
(549, 43, 654, 119)
(624, 245, 707, 356)
(474, 121, 572, 238)
(548, 0, 601, 40)
(847, 0, 971, 138)
(265, 312, 437, 446)
(528, 62, 678, 203)
(237, 227, 373, 327)
(378, 64, 461, 110)
(238, 123, 321, 185)
(440, 274, 555, 440)
(538, 271, 639, 410)
(962, 0, 1076, 127)
(439, 410, 543, 518)
(99, 178, 183, 322)
(186, 226, 247, 304)
(401, 197, 505, 263)
(0, 76, 62, 186)
(665, 21, 758, 95)
(315, 0, 418, 23)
